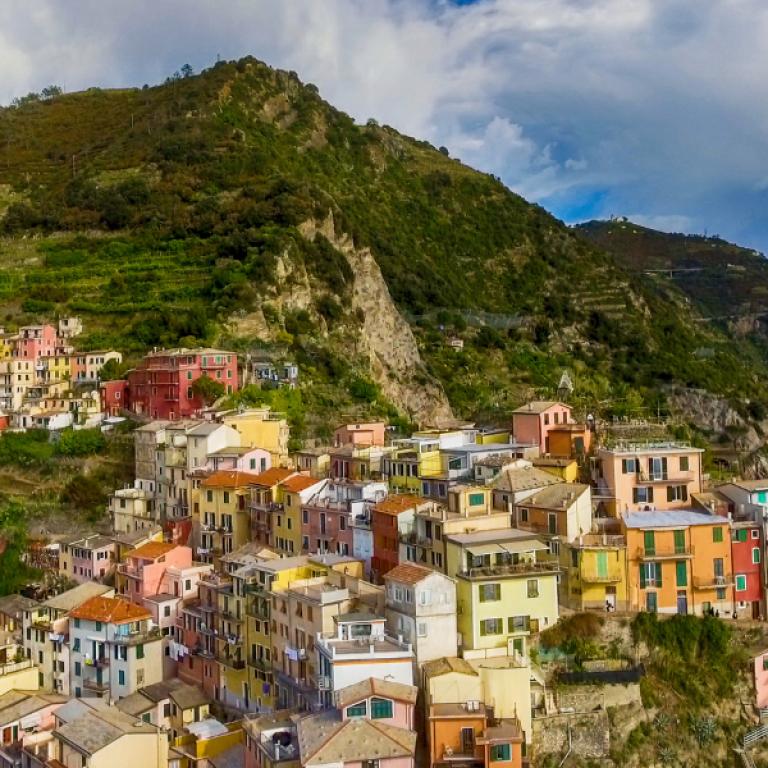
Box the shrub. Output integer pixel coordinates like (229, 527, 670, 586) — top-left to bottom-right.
(55, 428, 106, 457)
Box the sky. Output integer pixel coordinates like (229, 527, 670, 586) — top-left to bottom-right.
(1, 0, 767, 251)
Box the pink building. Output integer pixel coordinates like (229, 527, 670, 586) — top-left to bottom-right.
(13, 324, 58, 360)
(511, 401, 572, 453)
(125, 348, 239, 421)
(334, 422, 387, 448)
(206, 446, 271, 474)
(755, 650, 768, 709)
(301, 493, 356, 556)
(116, 542, 194, 603)
(335, 678, 417, 729)
(60, 534, 115, 584)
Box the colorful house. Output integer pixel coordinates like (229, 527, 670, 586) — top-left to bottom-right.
(754, 649, 768, 710)
(511, 401, 573, 453)
(248, 468, 299, 548)
(125, 348, 239, 420)
(220, 407, 290, 466)
(511, 483, 592, 547)
(58, 534, 115, 585)
(371, 495, 437, 583)
(592, 443, 704, 516)
(560, 534, 628, 611)
(730, 519, 763, 620)
(274, 474, 326, 556)
(545, 422, 592, 459)
(334, 422, 387, 447)
(623, 510, 733, 615)
(447, 529, 559, 655)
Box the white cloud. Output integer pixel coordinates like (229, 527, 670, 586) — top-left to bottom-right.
(1, 0, 768, 247)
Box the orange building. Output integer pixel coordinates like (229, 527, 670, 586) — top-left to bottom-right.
(546, 423, 592, 459)
(428, 702, 523, 768)
(623, 510, 733, 616)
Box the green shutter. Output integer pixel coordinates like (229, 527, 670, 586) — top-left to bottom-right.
(596, 551, 608, 579)
(667, 486, 674, 502)
(655, 562, 663, 587)
(713, 527, 723, 543)
(639, 564, 647, 588)
(675, 561, 687, 587)
(673, 530, 685, 553)
(644, 531, 655, 554)
(759, 492, 767, 504)
(740, 529, 749, 543)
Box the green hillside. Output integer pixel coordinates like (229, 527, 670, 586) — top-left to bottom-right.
(1, 58, 768, 428)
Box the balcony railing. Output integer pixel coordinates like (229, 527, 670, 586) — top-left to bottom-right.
(580, 571, 623, 584)
(216, 653, 245, 669)
(111, 626, 162, 645)
(0, 658, 33, 676)
(693, 573, 734, 590)
(636, 470, 693, 484)
(82, 677, 110, 692)
(637, 547, 693, 560)
(83, 655, 110, 668)
(458, 561, 560, 579)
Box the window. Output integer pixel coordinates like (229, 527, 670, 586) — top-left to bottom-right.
(713, 527, 723, 543)
(371, 698, 394, 719)
(737, 529, 748, 543)
(74, 618, 80, 629)
(417, 622, 428, 637)
(646, 591, 658, 613)
(73, 638, 80, 652)
(519, 508, 529, 522)
(673, 529, 686, 554)
(508, 615, 530, 633)
(643, 531, 655, 555)
(736, 574, 747, 592)
(302, 510, 309, 524)
(206, 491, 213, 503)
(716, 587, 726, 601)
(118, 670, 126, 686)
(480, 618, 503, 636)
(570, 549, 578, 567)
(362, 761, 380, 768)
(469, 492, 485, 507)
(752, 529, 760, 540)
(640, 562, 662, 588)
(491, 744, 511, 762)
(137, 644, 145, 660)
(754, 548, 762, 564)
(527, 580, 539, 598)
(548, 540, 560, 556)
(544, 414, 549, 425)
(74, 661, 81, 676)
(633, 487, 653, 504)
(621, 458, 638, 474)
(667, 485, 688, 502)
(679, 456, 689, 471)
(340, 517, 346, 531)
(479, 583, 501, 602)
(223, 492, 230, 504)
(675, 561, 687, 587)
(95, 621, 102, 632)
(346, 702, 367, 718)
(419, 589, 432, 606)
(763, 657, 768, 672)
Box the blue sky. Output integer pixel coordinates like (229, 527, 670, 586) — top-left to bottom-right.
(1, 0, 767, 252)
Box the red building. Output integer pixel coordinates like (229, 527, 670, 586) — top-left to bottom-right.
(371, 495, 424, 583)
(731, 520, 764, 620)
(124, 348, 239, 420)
(100, 379, 127, 417)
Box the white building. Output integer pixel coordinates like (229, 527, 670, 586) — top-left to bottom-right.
(383, 563, 458, 669)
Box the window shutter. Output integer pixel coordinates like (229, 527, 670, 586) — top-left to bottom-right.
(682, 487, 688, 502)
(622, 459, 628, 474)
(667, 486, 674, 502)
(639, 564, 647, 588)
(632, 488, 639, 504)
(655, 562, 662, 587)
(648, 488, 654, 503)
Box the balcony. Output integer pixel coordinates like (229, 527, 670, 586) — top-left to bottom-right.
(82, 677, 110, 692)
(83, 655, 110, 669)
(275, 669, 315, 694)
(572, 534, 625, 549)
(636, 470, 693, 484)
(286, 645, 307, 660)
(117, 564, 142, 579)
(637, 547, 693, 560)
(0, 658, 33, 676)
(216, 653, 245, 669)
(111, 626, 162, 645)
(580, 570, 623, 584)
(248, 656, 271, 671)
(693, 573, 734, 590)
(458, 561, 560, 580)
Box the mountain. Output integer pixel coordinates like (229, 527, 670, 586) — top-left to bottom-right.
(1, 57, 768, 437)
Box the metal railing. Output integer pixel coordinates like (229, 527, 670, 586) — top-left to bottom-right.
(459, 561, 560, 579)
(636, 546, 693, 560)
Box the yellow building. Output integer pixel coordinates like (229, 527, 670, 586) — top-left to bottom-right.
(447, 529, 559, 656)
(171, 719, 244, 768)
(248, 468, 299, 549)
(532, 457, 579, 483)
(198, 470, 261, 562)
(221, 407, 290, 466)
(383, 438, 443, 493)
(273, 475, 325, 556)
(560, 534, 628, 611)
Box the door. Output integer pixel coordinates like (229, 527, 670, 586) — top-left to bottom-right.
(646, 591, 658, 613)
(596, 551, 608, 580)
(753, 601, 762, 620)
(461, 727, 475, 755)
(676, 590, 688, 615)
(605, 585, 617, 610)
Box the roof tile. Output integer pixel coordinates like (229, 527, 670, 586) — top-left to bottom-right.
(69, 596, 150, 625)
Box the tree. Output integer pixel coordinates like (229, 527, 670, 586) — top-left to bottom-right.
(99, 358, 130, 381)
(191, 374, 226, 405)
(180, 64, 194, 78)
(41, 85, 63, 100)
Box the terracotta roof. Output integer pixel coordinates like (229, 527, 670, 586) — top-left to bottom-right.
(280, 474, 322, 493)
(69, 596, 150, 625)
(423, 656, 478, 678)
(373, 494, 425, 516)
(383, 562, 435, 585)
(127, 541, 178, 561)
(335, 678, 419, 709)
(248, 467, 296, 487)
(201, 470, 264, 489)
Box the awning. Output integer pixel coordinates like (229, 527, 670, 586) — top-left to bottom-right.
(464, 540, 548, 557)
